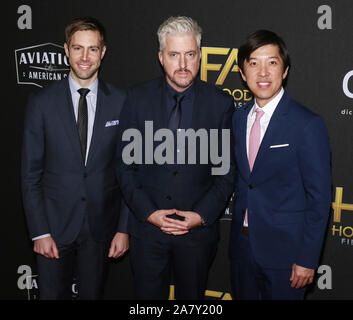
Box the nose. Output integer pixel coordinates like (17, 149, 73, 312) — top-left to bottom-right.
(81, 48, 89, 61)
(258, 63, 269, 77)
(179, 54, 186, 69)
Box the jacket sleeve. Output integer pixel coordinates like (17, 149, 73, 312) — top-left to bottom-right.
(21, 94, 50, 239)
(115, 89, 158, 222)
(116, 197, 129, 234)
(295, 115, 332, 269)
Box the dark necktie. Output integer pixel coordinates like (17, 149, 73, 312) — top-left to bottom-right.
(168, 93, 184, 132)
(77, 88, 90, 161)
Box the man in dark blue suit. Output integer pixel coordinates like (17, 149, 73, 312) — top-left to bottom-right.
(117, 16, 235, 299)
(21, 17, 129, 299)
(230, 30, 331, 300)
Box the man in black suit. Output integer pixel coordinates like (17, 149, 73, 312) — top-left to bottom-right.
(21, 17, 129, 299)
(117, 16, 235, 299)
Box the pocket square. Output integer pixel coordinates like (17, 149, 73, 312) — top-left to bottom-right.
(270, 144, 289, 149)
(105, 120, 119, 127)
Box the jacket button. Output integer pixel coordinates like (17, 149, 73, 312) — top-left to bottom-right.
(248, 185, 253, 189)
(81, 197, 86, 201)
(173, 171, 178, 176)
(166, 195, 172, 200)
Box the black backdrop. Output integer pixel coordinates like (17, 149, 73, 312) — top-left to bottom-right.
(3, 0, 353, 300)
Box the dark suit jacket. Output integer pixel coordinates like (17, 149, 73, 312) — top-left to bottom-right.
(117, 77, 235, 243)
(230, 91, 331, 269)
(21, 78, 128, 244)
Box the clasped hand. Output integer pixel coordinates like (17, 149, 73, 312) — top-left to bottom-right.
(147, 209, 202, 235)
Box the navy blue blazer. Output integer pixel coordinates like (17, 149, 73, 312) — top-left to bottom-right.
(230, 91, 332, 269)
(21, 78, 128, 244)
(117, 77, 235, 242)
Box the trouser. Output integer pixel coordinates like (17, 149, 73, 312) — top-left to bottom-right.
(130, 235, 217, 300)
(230, 230, 306, 300)
(36, 216, 110, 300)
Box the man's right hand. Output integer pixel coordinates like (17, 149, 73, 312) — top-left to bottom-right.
(147, 209, 189, 235)
(34, 236, 59, 259)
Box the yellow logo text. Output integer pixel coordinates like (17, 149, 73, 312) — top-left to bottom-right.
(331, 187, 353, 240)
(201, 47, 252, 102)
(168, 285, 232, 300)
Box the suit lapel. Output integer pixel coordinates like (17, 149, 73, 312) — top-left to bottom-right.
(250, 92, 290, 176)
(56, 79, 84, 165)
(156, 78, 168, 129)
(237, 102, 253, 176)
(190, 79, 201, 129)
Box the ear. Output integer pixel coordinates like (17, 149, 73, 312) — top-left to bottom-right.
(282, 66, 289, 80)
(239, 68, 247, 82)
(158, 50, 164, 66)
(64, 42, 69, 57)
(100, 45, 107, 59)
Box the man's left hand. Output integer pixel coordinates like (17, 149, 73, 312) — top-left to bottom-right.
(108, 232, 129, 258)
(161, 210, 203, 235)
(290, 263, 315, 289)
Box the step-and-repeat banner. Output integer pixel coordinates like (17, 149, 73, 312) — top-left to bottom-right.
(3, 0, 353, 300)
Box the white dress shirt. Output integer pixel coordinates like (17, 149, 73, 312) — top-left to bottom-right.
(69, 75, 98, 165)
(246, 87, 284, 157)
(244, 87, 284, 227)
(32, 76, 98, 241)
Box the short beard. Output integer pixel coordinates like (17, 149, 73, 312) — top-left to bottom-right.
(167, 69, 195, 90)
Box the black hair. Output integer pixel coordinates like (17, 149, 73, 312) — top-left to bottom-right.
(238, 29, 290, 72)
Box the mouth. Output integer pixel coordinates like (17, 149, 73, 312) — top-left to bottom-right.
(176, 70, 190, 77)
(257, 81, 271, 88)
(78, 63, 91, 71)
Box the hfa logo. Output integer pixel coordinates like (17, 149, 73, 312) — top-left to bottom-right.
(331, 187, 353, 246)
(200, 47, 252, 107)
(15, 43, 70, 88)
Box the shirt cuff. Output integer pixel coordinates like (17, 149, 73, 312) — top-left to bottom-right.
(32, 234, 51, 241)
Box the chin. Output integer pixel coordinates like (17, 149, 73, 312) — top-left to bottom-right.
(176, 78, 193, 88)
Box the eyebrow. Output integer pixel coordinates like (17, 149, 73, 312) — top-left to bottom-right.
(248, 56, 280, 60)
(167, 50, 197, 54)
(71, 44, 100, 49)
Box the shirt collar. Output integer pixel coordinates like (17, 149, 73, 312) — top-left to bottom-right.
(68, 74, 98, 97)
(251, 87, 284, 118)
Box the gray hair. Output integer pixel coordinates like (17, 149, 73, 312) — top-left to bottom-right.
(157, 16, 202, 50)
